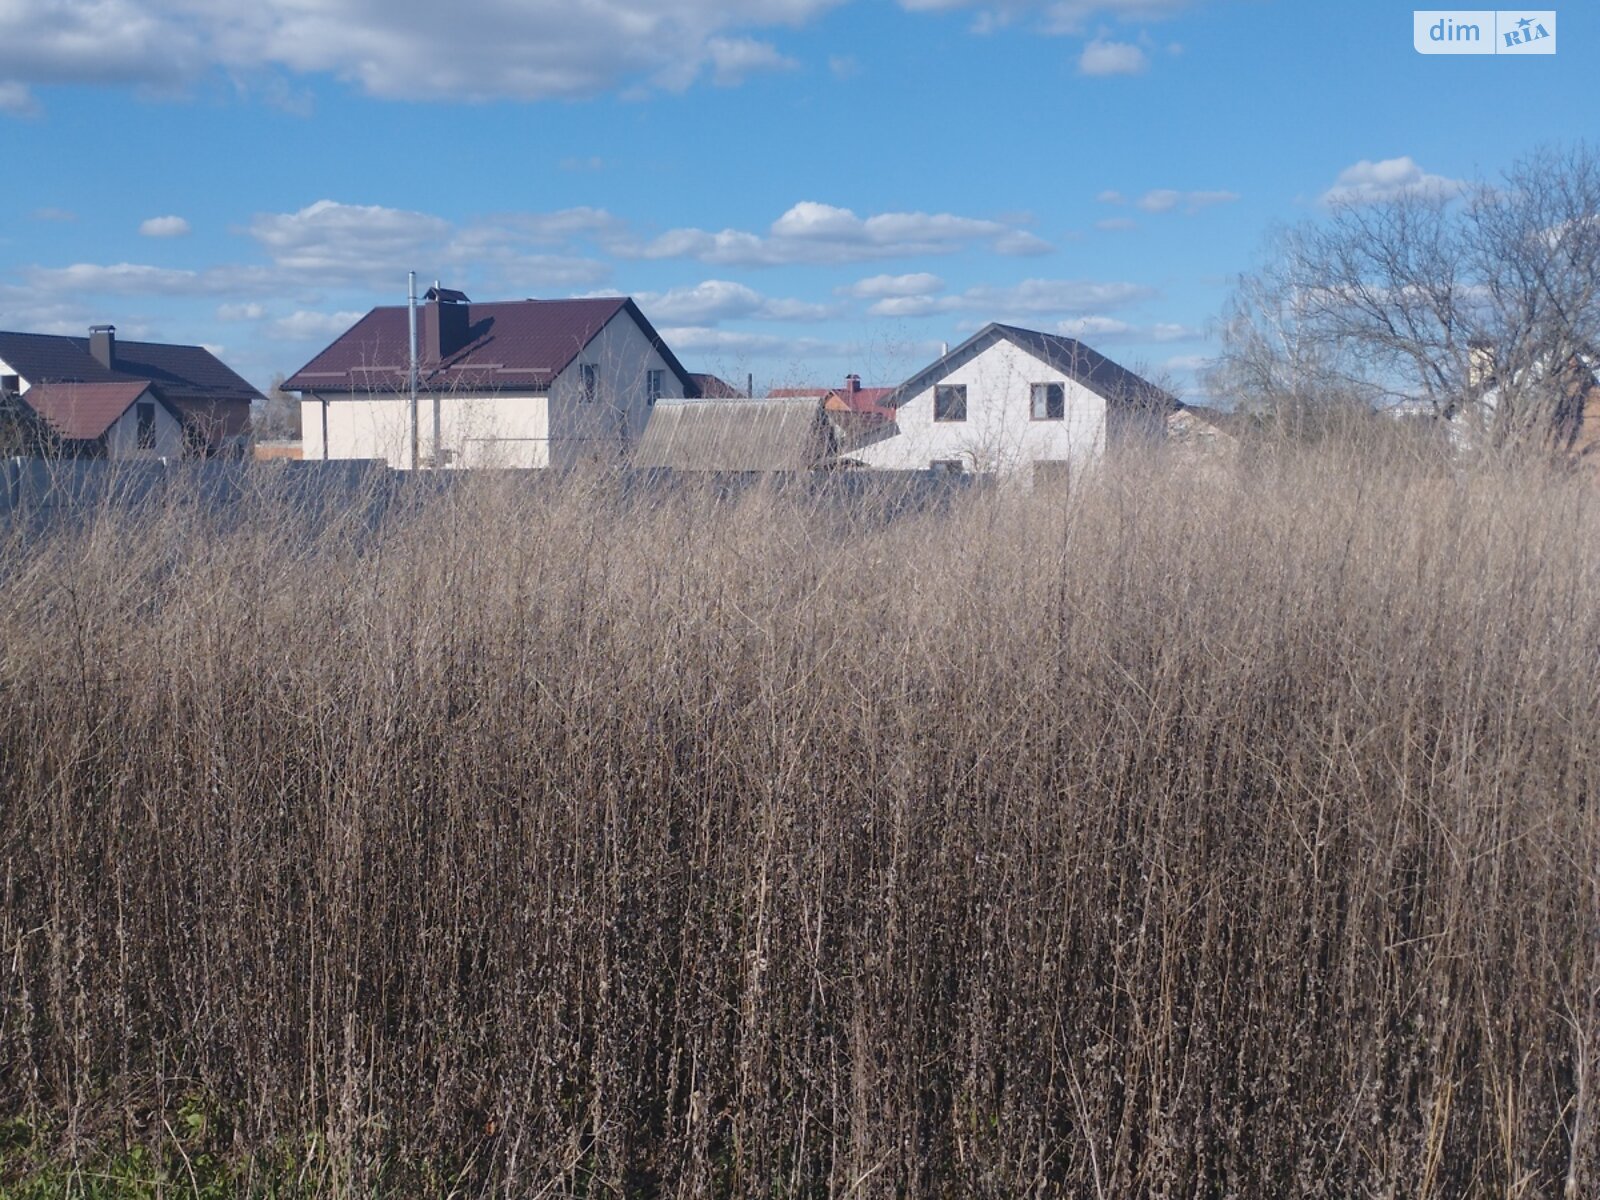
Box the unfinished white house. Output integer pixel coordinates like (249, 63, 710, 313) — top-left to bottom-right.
(284, 289, 696, 469)
(843, 323, 1176, 483)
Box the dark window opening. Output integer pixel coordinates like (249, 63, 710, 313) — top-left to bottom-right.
(135, 402, 156, 450)
(934, 383, 967, 422)
(581, 363, 598, 403)
(647, 369, 664, 405)
(1031, 382, 1065, 421)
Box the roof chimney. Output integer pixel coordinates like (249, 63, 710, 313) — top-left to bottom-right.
(845, 373, 861, 395)
(424, 285, 471, 363)
(89, 324, 115, 370)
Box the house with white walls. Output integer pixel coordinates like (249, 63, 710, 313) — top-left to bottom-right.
(284, 289, 696, 469)
(842, 323, 1177, 483)
(0, 325, 260, 458)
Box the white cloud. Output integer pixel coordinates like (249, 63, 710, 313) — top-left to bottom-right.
(1131, 188, 1238, 214)
(1320, 157, 1466, 207)
(139, 215, 191, 238)
(217, 302, 266, 321)
(32, 206, 77, 222)
(899, 0, 1197, 34)
(247, 199, 451, 278)
(858, 277, 1157, 322)
(658, 326, 835, 358)
(1078, 39, 1148, 76)
(1096, 189, 1126, 205)
(842, 272, 947, 299)
(1137, 189, 1181, 213)
(0, 0, 840, 104)
(268, 309, 368, 341)
(0, 81, 39, 116)
(994, 229, 1054, 256)
(624, 201, 1035, 265)
(705, 37, 796, 85)
(868, 295, 964, 318)
(634, 280, 831, 324)
(965, 277, 1156, 315)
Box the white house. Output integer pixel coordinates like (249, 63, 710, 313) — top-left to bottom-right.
(284, 289, 697, 469)
(0, 325, 261, 458)
(843, 323, 1176, 483)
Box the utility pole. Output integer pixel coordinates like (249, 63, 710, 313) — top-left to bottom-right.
(432, 279, 443, 469)
(407, 271, 419, 471)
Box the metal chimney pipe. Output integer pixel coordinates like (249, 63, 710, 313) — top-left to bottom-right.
(408, 271, 419, 471)
(432, 280, 442, 468)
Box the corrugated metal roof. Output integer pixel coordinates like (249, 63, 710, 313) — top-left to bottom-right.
(283, 296, 696, 397)
(22, 380, 163, 440)
(0, 330, 263, 406)
(634, 398, 837, 471)
(881, 323, 1179, 413)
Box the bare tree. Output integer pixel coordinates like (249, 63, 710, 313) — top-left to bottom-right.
(1213, 143, 1600, 455)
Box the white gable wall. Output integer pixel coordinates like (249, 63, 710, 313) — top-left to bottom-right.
(547, 309, 687, 469)
(852, 338, 1107, 478)
(104, 397, 184, 459)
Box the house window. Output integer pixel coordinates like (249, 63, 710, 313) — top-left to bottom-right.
(646, 369, 664, 405)
(934, 384, 966, 422)
(930, 458, 964, 474)
(580, 363, 598, 403)
(0, 374, 18, 396)
(135, 402, 156, 449)
(1031, 382, 1065, 421)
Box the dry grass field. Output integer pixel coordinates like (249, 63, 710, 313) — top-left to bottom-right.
(2, 437, 1598, 1196)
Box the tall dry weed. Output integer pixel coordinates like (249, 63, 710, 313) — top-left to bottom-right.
(1, 449, 1597, 1197)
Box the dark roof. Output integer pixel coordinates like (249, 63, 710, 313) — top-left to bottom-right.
(283, 297, 696, 396)
(0, 330, 263, 406)
(20, 380, 171, 441)
(424, 286, 469, 303)
(688, 372, 745, 399)
(634, 398, 836, 471)
(882, 323, 1179, 412)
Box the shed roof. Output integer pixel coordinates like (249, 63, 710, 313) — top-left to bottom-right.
(634, 398, 836, 471)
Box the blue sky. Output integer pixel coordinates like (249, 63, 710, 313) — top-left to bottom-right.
(0, 1, 1590, 398)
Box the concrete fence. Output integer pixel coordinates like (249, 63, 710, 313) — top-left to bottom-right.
(1, 457, 978, 531)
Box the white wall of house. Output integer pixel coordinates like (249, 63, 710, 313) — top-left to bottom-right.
(302, 392, 552, 468)
(299, 310, 685, 470)
(546, 311, 687, 469)
(104, 398, 184, 459)
(851, 339, 1107, 480)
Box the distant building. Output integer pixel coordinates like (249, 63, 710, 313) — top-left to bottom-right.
(843, 323, 1176, 484)
(0, 325, 260, 458)
(634, 397, 837, 472)
(284, 289, 697, 469)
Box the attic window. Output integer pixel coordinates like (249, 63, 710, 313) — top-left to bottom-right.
(934, 384, 966, 422)
(1031, 382, 1065, 421)
(580, 363, 598, 403)
(136, 402, 156, 450)
(1, 374, 18, 395)
(647, 369, 664, 405)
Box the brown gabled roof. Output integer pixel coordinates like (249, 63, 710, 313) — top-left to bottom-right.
(22, 380, 169, 441)
(283, 297, 696, 396)
(689, 372, 744, 399)
(0, 330, 262, 407)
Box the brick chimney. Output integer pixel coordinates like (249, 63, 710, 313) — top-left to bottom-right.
(89, 324, 116, 369)
(845, 373, 861, 396)
(424, 285, 471, 363)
